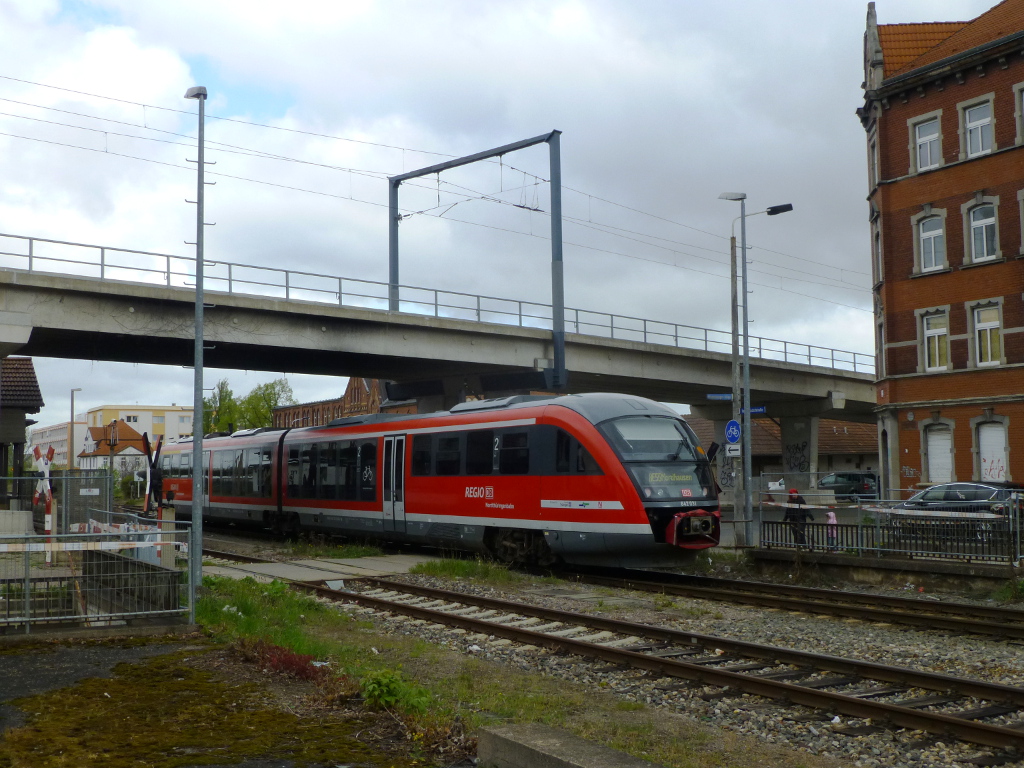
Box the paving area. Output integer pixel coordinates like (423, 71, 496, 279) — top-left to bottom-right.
(203, 553, 443, 585)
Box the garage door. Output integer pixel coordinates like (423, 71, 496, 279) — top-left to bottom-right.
(979, 422, 1007, 482)
(926, 426, 952, 483)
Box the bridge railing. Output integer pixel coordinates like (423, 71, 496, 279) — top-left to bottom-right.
(0, 232, 875, 375)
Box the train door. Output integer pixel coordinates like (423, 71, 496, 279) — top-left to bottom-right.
(383, 436, 406, 533)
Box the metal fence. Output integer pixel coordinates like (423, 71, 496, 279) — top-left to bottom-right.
(0, 231, 875, 375)
(759, 494, 1024, 564)
(0, 523, 190, 634)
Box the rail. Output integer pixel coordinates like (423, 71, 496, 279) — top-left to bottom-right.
(0, 232, 875, 376)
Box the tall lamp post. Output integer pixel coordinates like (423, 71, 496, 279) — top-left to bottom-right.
(69, 388, 81, 470)
(718, 193, 793, 547)
(185, 85, 208, 621)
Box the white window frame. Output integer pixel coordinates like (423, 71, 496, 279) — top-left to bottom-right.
(958, 94, 996, 160)
(961, 195, 1001, 265)
(917, 215, 946, 272)
(968, 300, 1003, 368)
(1014, 82, 1024, 146)
(922, 312, 949, 372)
(907, 109, 943, 174)
(969, 204, 997, 262)
(916, 119, 940, 170)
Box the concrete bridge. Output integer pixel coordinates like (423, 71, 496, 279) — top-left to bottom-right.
(0, 232, 876, 488)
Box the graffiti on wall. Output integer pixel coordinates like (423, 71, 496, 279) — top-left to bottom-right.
(901, 465, 920, 479)
(783, 440, 810, 473)
(982, 456, 1007, 482)
(719, 460, 737, 489)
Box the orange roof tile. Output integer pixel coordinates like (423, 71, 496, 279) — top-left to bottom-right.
(878, 22, 968, 78)
(887, 0, 1024, 79)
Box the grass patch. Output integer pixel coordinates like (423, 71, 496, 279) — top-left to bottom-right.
(285, 536, 383, 560)
(190, 576, 824, 768)
(408, 557, 529, 586)
(991, 578, 1024, 603)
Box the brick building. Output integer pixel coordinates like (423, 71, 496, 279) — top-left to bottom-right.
(271, 378, 415, 428)
(859, 1, 1024, 494)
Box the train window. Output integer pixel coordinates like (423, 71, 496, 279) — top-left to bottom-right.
(169, 454, 180, 478)
(287, 446, 301, 497)
(498, 431, 530, 475)
(338, 441, 358, 500)
(411, 435, 432, 476)
(181, 452, 192, 478)
(603, 417, 697, 460)
(233, 450, 245, 497)
(212, 451, 226, 496)
(246, 448, 261, 497)
(319, 442, 338, 500)
(300, 444, 317, 499)
(554, 429, 603, 475)
(435, 436, 461, 476)
(465, 430, 494, 475)
(358, 440, 377, 501)
(260, 448, 272, 497)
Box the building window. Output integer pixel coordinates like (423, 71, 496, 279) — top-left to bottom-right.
(958, 95, 995, 160)
(919, 217, 945, 271)
(915, 119, 940, 170)
(923, 313, 948, 371)
(868, 138, 879, 187)
(125, 415, 138, 423)
(974, 306, 1001, 366)
(969, 204, 997, 261)
(924, 424, 953, 483)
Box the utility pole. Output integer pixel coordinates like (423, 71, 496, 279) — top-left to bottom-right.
(729, 235, 744, 544)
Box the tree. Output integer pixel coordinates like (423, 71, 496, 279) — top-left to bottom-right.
(238, 378, 296, 429)
(203, 379, 241, 434)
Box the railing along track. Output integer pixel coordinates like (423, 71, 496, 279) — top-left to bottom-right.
(292, 576, 1024, 751)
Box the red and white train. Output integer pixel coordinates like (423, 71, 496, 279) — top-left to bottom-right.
(159, 393, 720, 566)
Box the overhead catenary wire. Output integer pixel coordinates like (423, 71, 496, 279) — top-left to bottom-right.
(0, 126, 872, 315)
(0, 82, 869, 284)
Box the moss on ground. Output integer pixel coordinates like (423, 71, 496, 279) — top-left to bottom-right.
(0, 649, 411, 768)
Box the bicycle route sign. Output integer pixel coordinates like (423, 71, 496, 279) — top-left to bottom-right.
(725, 419, 741, 444)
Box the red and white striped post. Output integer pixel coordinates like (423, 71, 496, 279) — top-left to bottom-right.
(32, 445, 55, 565)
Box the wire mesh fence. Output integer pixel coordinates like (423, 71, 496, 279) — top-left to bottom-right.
(0, 524, 190, 634)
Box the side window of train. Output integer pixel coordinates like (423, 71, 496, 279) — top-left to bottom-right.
(181, 451, 192, 478)
(435, 435, 462, 476)
(233, 450, 245, 497)
(411, 435, 432, 476)
(319, 442, 338, 500)
(549, 428, 603, 476)
(498, 431, 530, 475)
(300, 444, 317, 499)
(465, 430, 494, 475)
(260, 448, 272, 497)
(358, 440, 377, 500)
(338, 441, 359, 500)
(245, 448, 261, 497)
(169, 453, 180, 478)
(287, 446, 301, 497)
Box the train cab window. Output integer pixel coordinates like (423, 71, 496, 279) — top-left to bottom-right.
(465, 430, 494, 475)
(319, 442, 338, 500)
(358, 440, 377, 500)
(300, 444, 317, 499)
(287, 446, 301, 497)
(498, 431, 530, 475)
(338, 441, 358, 500)
(555, 429, 603, 475)
(411, 435, 432, 476)
(435, 436, 462, 476)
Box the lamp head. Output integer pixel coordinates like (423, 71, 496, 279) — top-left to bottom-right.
(766, 203, 794, 216)
(718, 192, 746, 201)
(184, 86, 208, 100)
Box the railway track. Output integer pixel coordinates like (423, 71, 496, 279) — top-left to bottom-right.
(301, 577, 1024, 753)
(200, 551, 1024, 754)
(565, 568, 1024, 641)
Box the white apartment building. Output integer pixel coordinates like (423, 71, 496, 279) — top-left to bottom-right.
(86, 405, 194, 443)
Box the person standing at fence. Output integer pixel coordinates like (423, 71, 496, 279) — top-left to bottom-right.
(783, 488, 814, 549)
(825, 509, 838, 552)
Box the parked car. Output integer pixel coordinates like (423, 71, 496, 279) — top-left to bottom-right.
(817, 471, 878, 501)
(893, 482, 1024, 518)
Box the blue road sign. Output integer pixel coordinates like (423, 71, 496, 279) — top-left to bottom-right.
(725, 419, 741, 444)
(706, 393, 732, 401)
(743, 406, 767, 415)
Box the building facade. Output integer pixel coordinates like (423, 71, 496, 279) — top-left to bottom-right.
(86, 405, 194, 443)
(272, 378, 415, 428)
(78, 420, 146, 473)
(860, 1, 1024, 495)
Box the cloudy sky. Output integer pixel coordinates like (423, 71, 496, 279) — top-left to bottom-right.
(0, 0, 998, 431)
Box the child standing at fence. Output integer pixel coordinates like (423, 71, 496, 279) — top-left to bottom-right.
(826, 509, 838, 552)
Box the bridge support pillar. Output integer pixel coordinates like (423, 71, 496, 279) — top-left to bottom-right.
(0, 312, 32, 357)
(779, 415, 819, 492)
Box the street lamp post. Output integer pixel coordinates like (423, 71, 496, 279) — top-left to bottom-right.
(69, 388, 81, 470)
(718, 194, 793, 548)
(185, 85, 208, 623)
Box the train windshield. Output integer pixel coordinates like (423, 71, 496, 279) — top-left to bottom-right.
(600, 417, 714, 501)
